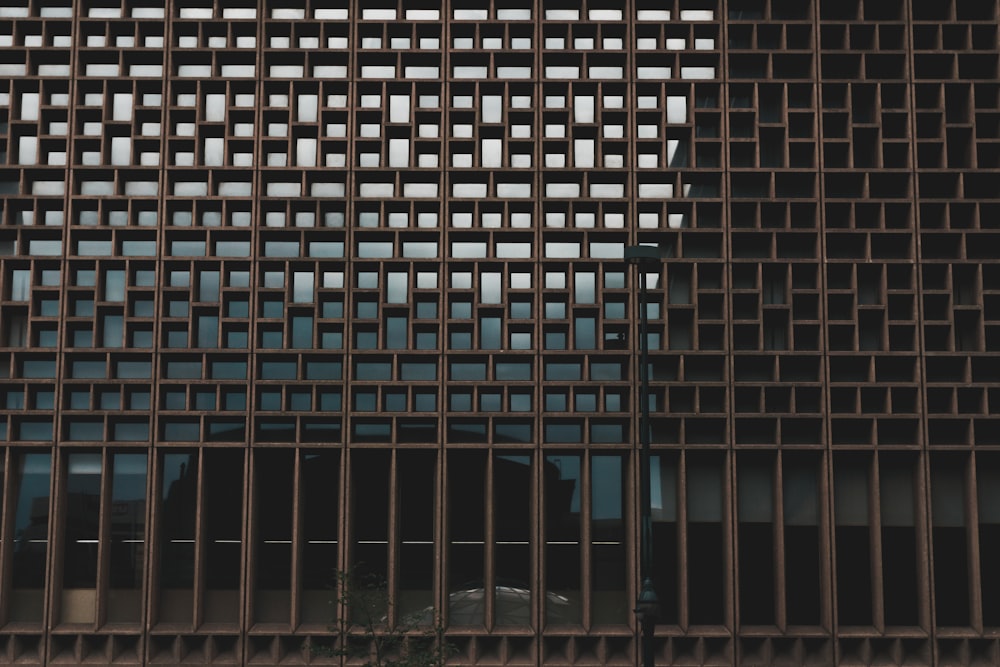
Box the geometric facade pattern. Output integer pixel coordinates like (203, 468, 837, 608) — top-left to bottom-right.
(0, 0, 998, 664)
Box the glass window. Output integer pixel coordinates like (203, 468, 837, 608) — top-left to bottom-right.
(545, 454, 582, 624)
(878, 457, 918, 626)
(738, 454, 774, 625)
(203, 450, 244, 622)
(301, 451, 339, 623)
(399, 452, 435, 615)
(931, 459, 969, 627)
(592, 455, 627, 624)
(449, 451, 486, 625)
(10, 453, 52, 621)
(688, 454, 725, 625)
(782, 454, 823, 625)
(254, 449, 293, 623)
(108, 453, 147, 622)
(834, 457, 872, 626)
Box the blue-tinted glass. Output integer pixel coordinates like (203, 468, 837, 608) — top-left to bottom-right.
(133, 299, 154, 317)
(223, 391, 246, 411)
(384, 392, 407, 411)
(168, 300, 189, 317)
(37, 299, 58, 316)
(576, 393, 597, 411)
(386, 316, 407, 349)
(64, 453, 102, 587)
(12, 453, 52, 602)
(163, 391, 185, 410)
(510, 300, 531, 318)
(318, 392, 341, 411)
(414, 392, 436, 411)
(509, 392, 532, 412)
(449, 331, 472, 349)
(322, 300, 344, 318)
(259, 391, 281, 411)
(262, 299, 284, 318)
(228, 300, 249, 317)
(355, 392, 377, 411)
(226, 330, 250, 350)
(197, 317, 218, 347)
(546, 393, 568, 411)
(260, 330, 283, 348)
(261, 362, 296, 379)
(574, 317, 595, 349)
(37, 329, 58, 347)
(480, 392, 502, 411)
(416, 301, 437, 318)
(354, 331, 378, 350)
(194, 392, 215, 410)
(129, 391, 151, 410)
(450, 392, 472, 411)
(305, 361, 341, 379)
(292, 316, 313, 348)
(33, 390, 54, 409)
(166, 331, 188, 348)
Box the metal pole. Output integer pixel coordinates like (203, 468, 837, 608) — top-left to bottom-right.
(639, 269, 652, 585)
(626, 244, 661, 667)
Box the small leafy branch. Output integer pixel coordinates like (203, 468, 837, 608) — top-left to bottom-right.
(313, 568, 454, 667)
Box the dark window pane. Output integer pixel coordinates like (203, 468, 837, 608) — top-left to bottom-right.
(738, 454, 774, 626)
(10, 453, 51, 622)
(449, 451, 485, 626)
(932, 460, 970, 627)
(399, 452, 435, 616)
(63, 453, 102, 590)
(302, 451, 340, 624)
(254, 449, 293, 623)
(545, 454, 581, 624)
(879, 457, 918, 626)
(834, 457, 872, 626)
(203, 449, 244, 623)
(592, 455, 627, 624)
(688, 455, 725, 625)
(159, 452, 197, 623)
(784, 455, 821, 626)
(108, 453, 147, 623)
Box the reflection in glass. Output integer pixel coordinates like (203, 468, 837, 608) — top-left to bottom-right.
(449, 452, 485, 625)
(650, 455, 678, 624)
(159, 452, 197, 623)
(545, 454, 581, 624)
(203, 449, 244, 622)
(302, 451, 339, 623)
(592, 455, 627, 624)
(878, 457, 918, 626)
(834, 457, 872, 626)
(255, 449, 293, 623)
(687, 455, 724, 625)
(931, 460, 969, 627)
(738, 454, 774, 625)
(783, 455, 821, 626)
(978, 457, 1000, 626)
(494, 454, 532, 625)
(400, 452, 435, 616)
(11, 453, 51, 622)
(62, 453, 102, 623)
(108, 453, 147, 622)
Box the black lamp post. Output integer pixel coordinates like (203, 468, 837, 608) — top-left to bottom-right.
(625, 244, 663, 667)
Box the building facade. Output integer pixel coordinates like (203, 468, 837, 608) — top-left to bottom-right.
(0, 0, 998, 664)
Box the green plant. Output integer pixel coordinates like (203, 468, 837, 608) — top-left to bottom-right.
(312, 568, 454, 667)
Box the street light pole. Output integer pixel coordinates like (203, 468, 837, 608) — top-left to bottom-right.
(625, 244, 662, 667)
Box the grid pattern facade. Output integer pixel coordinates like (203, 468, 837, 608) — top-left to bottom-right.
(0, 0, 998, 664)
